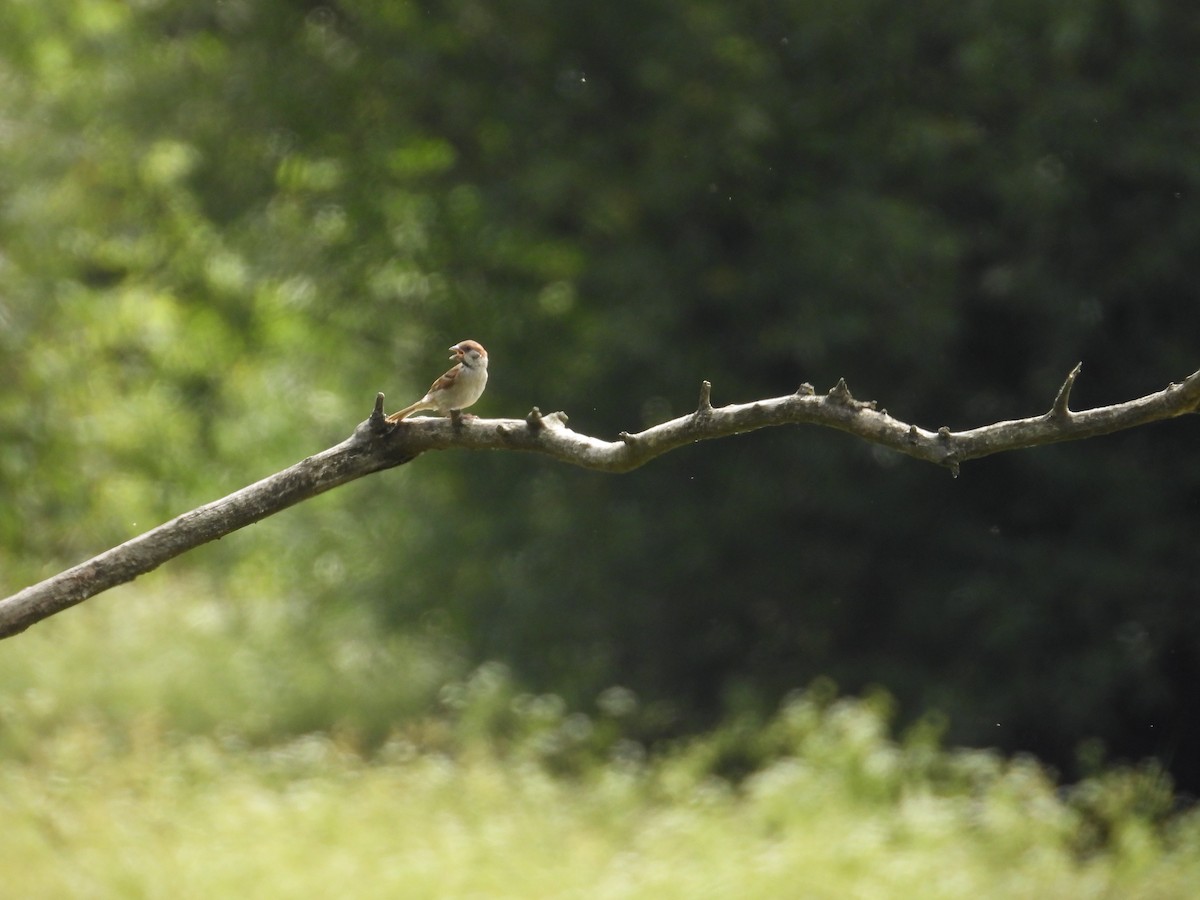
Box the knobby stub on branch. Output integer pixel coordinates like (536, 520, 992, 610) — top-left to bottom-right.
(1, 364, 1198, 639)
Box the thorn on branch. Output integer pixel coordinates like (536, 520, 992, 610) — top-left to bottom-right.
(1049, 362, 1083, 420)
(938, 426, 952, 439)
(527, 408, 569, 431)
(354, 392, 391, 440)
(827, 378, 854, 405)
(619, 431, 638, 444)
(907, 425, 920, 444)
(795, 383, 815, 397)
(697, 381, 713, 413)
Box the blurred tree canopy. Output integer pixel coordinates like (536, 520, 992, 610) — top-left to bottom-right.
(2, 0, 1198, 788)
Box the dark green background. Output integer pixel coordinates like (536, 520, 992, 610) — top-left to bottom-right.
(2, 0, 1197, 789)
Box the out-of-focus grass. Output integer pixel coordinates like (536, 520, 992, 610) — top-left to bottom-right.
(0, 572, 462, 755)
(1, 579, 1197, 898)
(3, 722, 1198, 898)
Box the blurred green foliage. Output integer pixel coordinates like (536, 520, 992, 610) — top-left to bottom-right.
(1, 0, 1198, 793)
(2, 584, 1197, 895)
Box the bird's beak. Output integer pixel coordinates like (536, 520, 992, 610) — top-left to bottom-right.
(449, 345, 464, 361)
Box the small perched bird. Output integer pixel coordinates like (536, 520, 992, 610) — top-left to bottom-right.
(386, 340, 489, 423)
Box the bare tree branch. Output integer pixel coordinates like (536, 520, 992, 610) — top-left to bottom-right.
(2, 365, 1197, 639)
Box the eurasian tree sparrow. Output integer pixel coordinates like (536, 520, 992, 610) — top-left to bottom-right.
(386, 340, 489, 423)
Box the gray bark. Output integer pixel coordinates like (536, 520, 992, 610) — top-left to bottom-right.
(2, 366, 1197, 639)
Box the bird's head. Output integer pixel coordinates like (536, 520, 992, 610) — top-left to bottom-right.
(451, 340, 488, 368)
